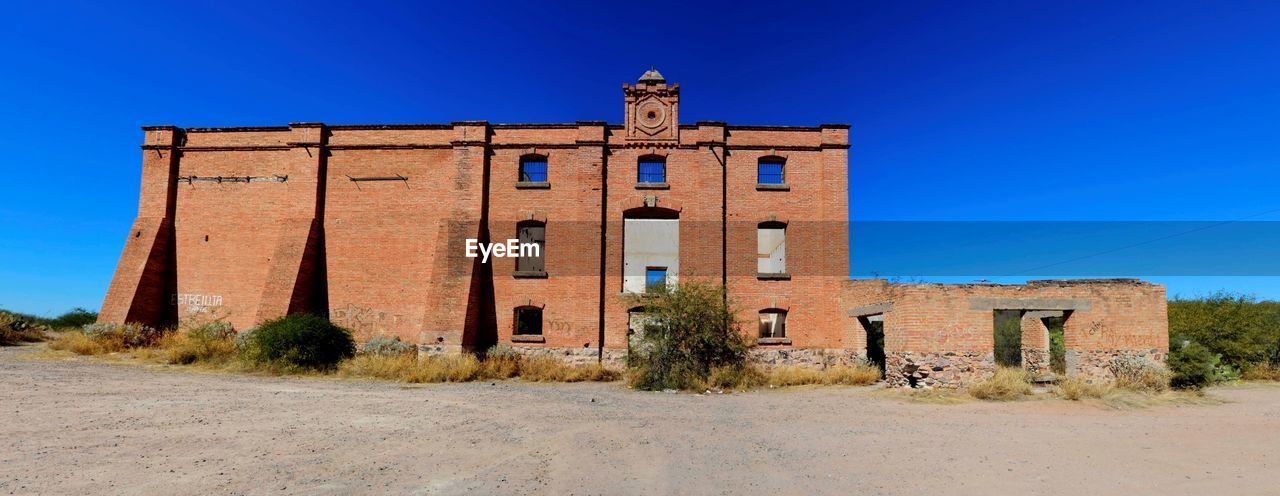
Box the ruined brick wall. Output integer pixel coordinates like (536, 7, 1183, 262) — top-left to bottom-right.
(841, 279, 1169, 387)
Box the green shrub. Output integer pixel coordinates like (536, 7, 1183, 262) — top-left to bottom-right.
(47, 308, 98, 330)
(624, 281, 750, 391)
(1168, 292, 1280, 372)
(1167, 342, 1218, 389)
(992, 311, 1022, 367)
(240, 314, 355, 370)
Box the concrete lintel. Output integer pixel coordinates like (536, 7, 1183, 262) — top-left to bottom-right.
(1024, 310, 1065, 319)
(848, 301, 893, 317)
(969, 297, 1091, 311)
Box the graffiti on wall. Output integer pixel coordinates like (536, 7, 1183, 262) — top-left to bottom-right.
(172, 293, 224, 314)
(331, 304, 406, 336)
(545, 318, 575, 334)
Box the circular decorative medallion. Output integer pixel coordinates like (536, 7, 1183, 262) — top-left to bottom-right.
(637, 100, 666, 129)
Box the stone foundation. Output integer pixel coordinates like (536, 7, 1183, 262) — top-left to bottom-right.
(885, 348, 1168, 388)
(749, 348, 864, 368)
(886, 351, 989, 388)
(417, 343, 1166, 387)
(500, 345, 627, 368)
(1066, 349, 1166, 381)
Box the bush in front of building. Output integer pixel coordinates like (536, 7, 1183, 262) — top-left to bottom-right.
(1108, 356, 1170, 392)
(240, 313, 355, 370)
(624, 281, 751, 391)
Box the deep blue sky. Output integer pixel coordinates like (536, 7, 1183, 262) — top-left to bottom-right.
(3, 1, 1279, 316)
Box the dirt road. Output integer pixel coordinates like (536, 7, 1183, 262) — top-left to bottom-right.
(2, 345, 1277, 495)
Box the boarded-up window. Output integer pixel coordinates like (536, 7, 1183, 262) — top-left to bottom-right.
(516, 222, 545, 272)
(757, 222, 786, 274)
(759, 310, 787, 338)
(623, 217, 679, 293)
(628, 307, 650, 351)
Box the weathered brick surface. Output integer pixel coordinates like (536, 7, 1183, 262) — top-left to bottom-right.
(843, 279, 1169, 386)
(99, 72, 1167, 386)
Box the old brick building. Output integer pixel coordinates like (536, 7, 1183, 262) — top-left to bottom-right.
(100, 69, 1167, 385)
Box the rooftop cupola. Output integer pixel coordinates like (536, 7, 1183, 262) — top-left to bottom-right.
(623, 68, 679, 142)
(638, 67, 666, 84)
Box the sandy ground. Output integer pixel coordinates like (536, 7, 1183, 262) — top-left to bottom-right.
(2, 345, 1278, 495)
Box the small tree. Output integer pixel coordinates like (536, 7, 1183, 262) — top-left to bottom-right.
(624, 280, 750, 391)
(1168, 292, 1280, 371)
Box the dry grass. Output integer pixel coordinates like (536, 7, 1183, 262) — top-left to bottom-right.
(764, 364, 882, 387)
(0, 326, 46, 346)
(691, 363, 882, 391)
(968, 367, 1034, 400)
(1051, 374, 1224, 409)
(48, 331, 123, 355)
(43, 327, 622, 384)
(1053, 375, 1110, 401)
(156, 331, 238, 366)
(1242, 364, 1280, 382)
(338, 353, 621, 383)
(702, 364, 767, 390)
(0, 311, 48, 346)
(519, 357, 621, 382)
(1113, 367, 1171, 393)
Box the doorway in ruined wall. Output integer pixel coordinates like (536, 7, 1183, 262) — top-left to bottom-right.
(993, 310, 1023, 367)
(857, 315, 886, 374)
(992, 309, 1072, 376)
(1042, 313, 1068, 374)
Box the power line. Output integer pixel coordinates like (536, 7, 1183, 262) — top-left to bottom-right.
(1011, 208, 1280, 276)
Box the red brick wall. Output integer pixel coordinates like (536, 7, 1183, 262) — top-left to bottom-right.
(323, 145, 456, 343)
(100, 120, 852, 351)
(487, 124, 606, 350)
(841, 278, 1169, 385)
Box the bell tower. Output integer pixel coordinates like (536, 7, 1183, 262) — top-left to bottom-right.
(623, 67, 679, 142)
